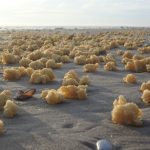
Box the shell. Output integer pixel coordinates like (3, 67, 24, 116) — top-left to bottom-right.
(96, 139, 112, 150)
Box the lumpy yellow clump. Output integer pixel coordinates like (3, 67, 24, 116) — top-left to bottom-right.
(140, 80, 150, 92)
(133, 59, 147, 73)
(41, 89, 64, 104)
(30, 68, 55, 84)
(104, 61, 118, 71)
(27, 50, 42, 61)
(61, 55, 70, 63)
(124, 58, 149, 73)
(63, 70, 80, 82)
(41, 68, 55, 81)
(19, 58, 32, 67)
(18, 67, 27, 77)
(74, 55, 86, 65)
(26, 67, 34, 77)
(0, 90, 12, 110)
(62, 78, 79, 86)
(125, 61, 135, 72)
(62, 70, 90, 86)
(141, 90, 150, 105)
(79, 75, 90, 85)
(46, 59, 62, 69)
(138, 46, 150, 54)
(123, 74, 137, 84)
(41, 90, 49, 99)
(29, 60, 44, 70)
(30, 70, 48, 84)
(83, 63, 99, 72)
(4, 100, 18, 118)
(58, 85, 87, 100)
(112, 95, 143, 126)
(3, 68, 21, 80)
(2, 52, 19, 64)
(39, 58, 48, 66)
(113, 95, 127, 106)
(86, 55, 100, 64)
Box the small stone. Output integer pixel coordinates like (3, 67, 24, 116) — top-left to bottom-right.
(96, 139, 112, 150)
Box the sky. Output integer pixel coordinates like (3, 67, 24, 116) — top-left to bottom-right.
(0, 0, 150, 26)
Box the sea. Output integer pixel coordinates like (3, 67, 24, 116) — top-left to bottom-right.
(0, 26, 145, 31)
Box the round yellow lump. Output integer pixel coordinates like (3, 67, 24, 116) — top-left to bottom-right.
(4, 100, 18, 118)
(123, 74, 137, 84)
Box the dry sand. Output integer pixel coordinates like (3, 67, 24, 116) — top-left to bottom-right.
(0, 28, 150, 150)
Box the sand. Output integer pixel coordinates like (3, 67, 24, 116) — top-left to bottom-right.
(0, 28, 150, 150)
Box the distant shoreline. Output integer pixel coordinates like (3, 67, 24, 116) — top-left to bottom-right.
(0, 26, 150, 31)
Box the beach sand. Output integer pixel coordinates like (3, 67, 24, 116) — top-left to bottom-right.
(0, 28, 150, 150)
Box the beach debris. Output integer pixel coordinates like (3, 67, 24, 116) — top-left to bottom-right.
(124, 39, 144, 50)
(138, 45, 150, 54)
(125, 61, 135, 72)
(49, 54, 61, 63)
(103, 54, 116, 64)
(140, 80, 150, 92)
(96, 139, 112, 150)
(133, 59, 147, 72)
(62, 78, 79, 86)
(3, 67, 27, 81)
(3, 68, 22, 80)
(74, 55, 86, 65)
(63, 70, 80, 82)
(18, 67, 27, 77)
(19, 57, 32, 67)
(41, 89, 64, 104)
(124, 57, 150, 73)
(30, 70, 49, 84)
(58, 85, 87, 100)
(86, 55, 100, 64)
(141, 90, 150, 105)
(27, 49, 43, 61)
(25, 67, 34, 77)
(83, 63, 99, 72)
(4, 100, 18, 118)
(29, 60, 44, 70)
(62, 70, 90, 87)
(1, 52, 19, 64)
(123, 74, 137, 84)
(63, 70, 79, 84)
(61, 55, 70, 63)
(41, 90, 49, 99)
(0, 120, 5, 134)
(104, 61, 118, 71)
(39, 57, 48, 66)
(46, 59, 63, 69)
(0, 90, 12, 110)
(112, 95, 143, 126)
(79, 75, 90, 85)
(29, 68, 55, 84)
(14, 89, 36, 101)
